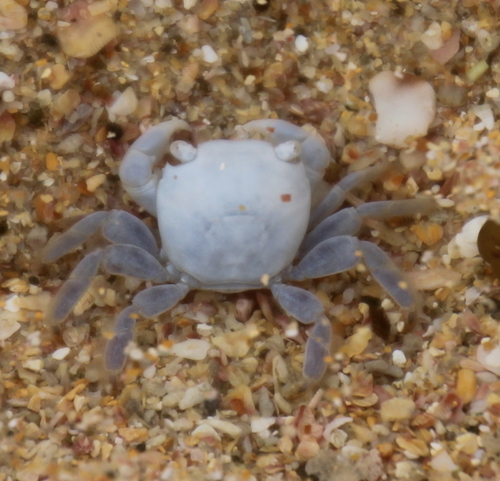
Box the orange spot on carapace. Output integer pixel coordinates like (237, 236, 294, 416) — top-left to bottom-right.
(281, 194, 291, 202)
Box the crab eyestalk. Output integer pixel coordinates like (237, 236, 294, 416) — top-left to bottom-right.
(274, 140, 301, 163)
(170, 140, 198, 163)
(119, 119, 192, 216)
(240, 119, 331, 189)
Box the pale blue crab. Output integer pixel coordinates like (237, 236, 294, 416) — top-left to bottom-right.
(43, 119, 435, 379)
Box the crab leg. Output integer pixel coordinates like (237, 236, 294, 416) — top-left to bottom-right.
(301, 197, 438, 254)
(270, 283, 333, 379)
(300, 207, 362, 256)
(42, 212, 107, 263)
(102, 244, 166, 281)
(241, 119, 331, 188)
(105, 306, 137, 371)
(303, 317, 332, 380)
(271, 283, 324, 325)
(42, 210, 160, 263)
(291, 236, 361, 281)
(120, 119, 192, 215)
(359, 241, 413, 308)
(132, 283, 190, 318)
(102, 210, 160, 257)
(104, 283, 190, 371)
(291, 235, 414, 309)
(46, 250, 103, 325)
(46, 243, 168, 325)
(308, 163, 389, 229)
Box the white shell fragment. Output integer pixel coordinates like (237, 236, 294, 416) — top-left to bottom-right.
(52, 347, 71, 360)
(170, 339, 211, 361)
(369, 71, 436, 148)
(201, 45, 218, 64)
(295, 35, 309, 53)
(0, 318, 21, 341)
(107, 87, 138, 117)
(0, 72, 15, 92)
(56, 1, 120, 59)
(178, 382, 211, 410)
(448, 215, 489, 259)
(420, 21, 443, 50)
(473, 104, 495, 131)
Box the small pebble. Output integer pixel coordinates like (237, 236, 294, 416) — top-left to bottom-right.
(0, 72, 14, 91)
(201, 45, 218, 63)
(23, 359, 43, 372)
(171, 339, 210, 361)
(86, 174, 106, 193)
(204, 419, 242, 437)
(192, 424, 221, 441)
(455, 369, 477, 405)
(429, 450, 457, 472)
(295, 35, 309, 53)
(1, 90, 14, 102)
(250, 417, 275, 433)
(178, 382, 211, 410)
(56, 1, 119, 58)
(392, 350, 406, 368)
(380, 398, 415, 422)
(340, 326, 372, 358)
(52, 347, 70, 360)
(0, 318, 21, 340)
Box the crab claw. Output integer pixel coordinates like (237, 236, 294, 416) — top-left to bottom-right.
(119, 119, 192, 216)
(170, 140, 197, 163)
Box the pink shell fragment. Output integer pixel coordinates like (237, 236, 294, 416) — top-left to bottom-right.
(369, 71, 436, 148)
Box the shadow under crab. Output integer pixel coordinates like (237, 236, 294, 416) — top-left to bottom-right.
(42, 119, 437, 380)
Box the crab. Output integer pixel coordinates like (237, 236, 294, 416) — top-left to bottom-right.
(43, 118, 436, 379)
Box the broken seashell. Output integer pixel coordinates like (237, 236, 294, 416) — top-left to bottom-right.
(478, 218, 500, 275)
(0, 0, 28, 30)
(449, 215, 488, 259)
(369, 71, 436, 148)
(107, 87, 138, 117)
(56, 1, 119, 59)
(430, 30, 460, 65)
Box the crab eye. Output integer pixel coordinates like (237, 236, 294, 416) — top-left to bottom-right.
(170, 140, 197, 163)
(274, 140, 301, 163)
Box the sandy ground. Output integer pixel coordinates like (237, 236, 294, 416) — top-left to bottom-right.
(1, 0, 500, 480)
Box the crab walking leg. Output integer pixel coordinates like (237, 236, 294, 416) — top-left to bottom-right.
(308, 163, 390, 229)
(271, 284, 324, 325)
(102, 244, 167, 281)
(41, 209, 161, 263)
(46, 250, 103, 325)
(291, 235, 361, 281)
(292, 235, 414, 309)
(301, 197, 438, 254)
(300, 208, 362, 256)
(303, 317, 332, 380)
(105, 306, 138, 371)
(132, 283, 190, 318)
(120, 119, 192, 216)
(360, 241, 414, 308)
(241, 119, 331, 187)
(42, 212, 107, 263)
(47, 244, 169, 325)
(101, 210, 160, 258)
